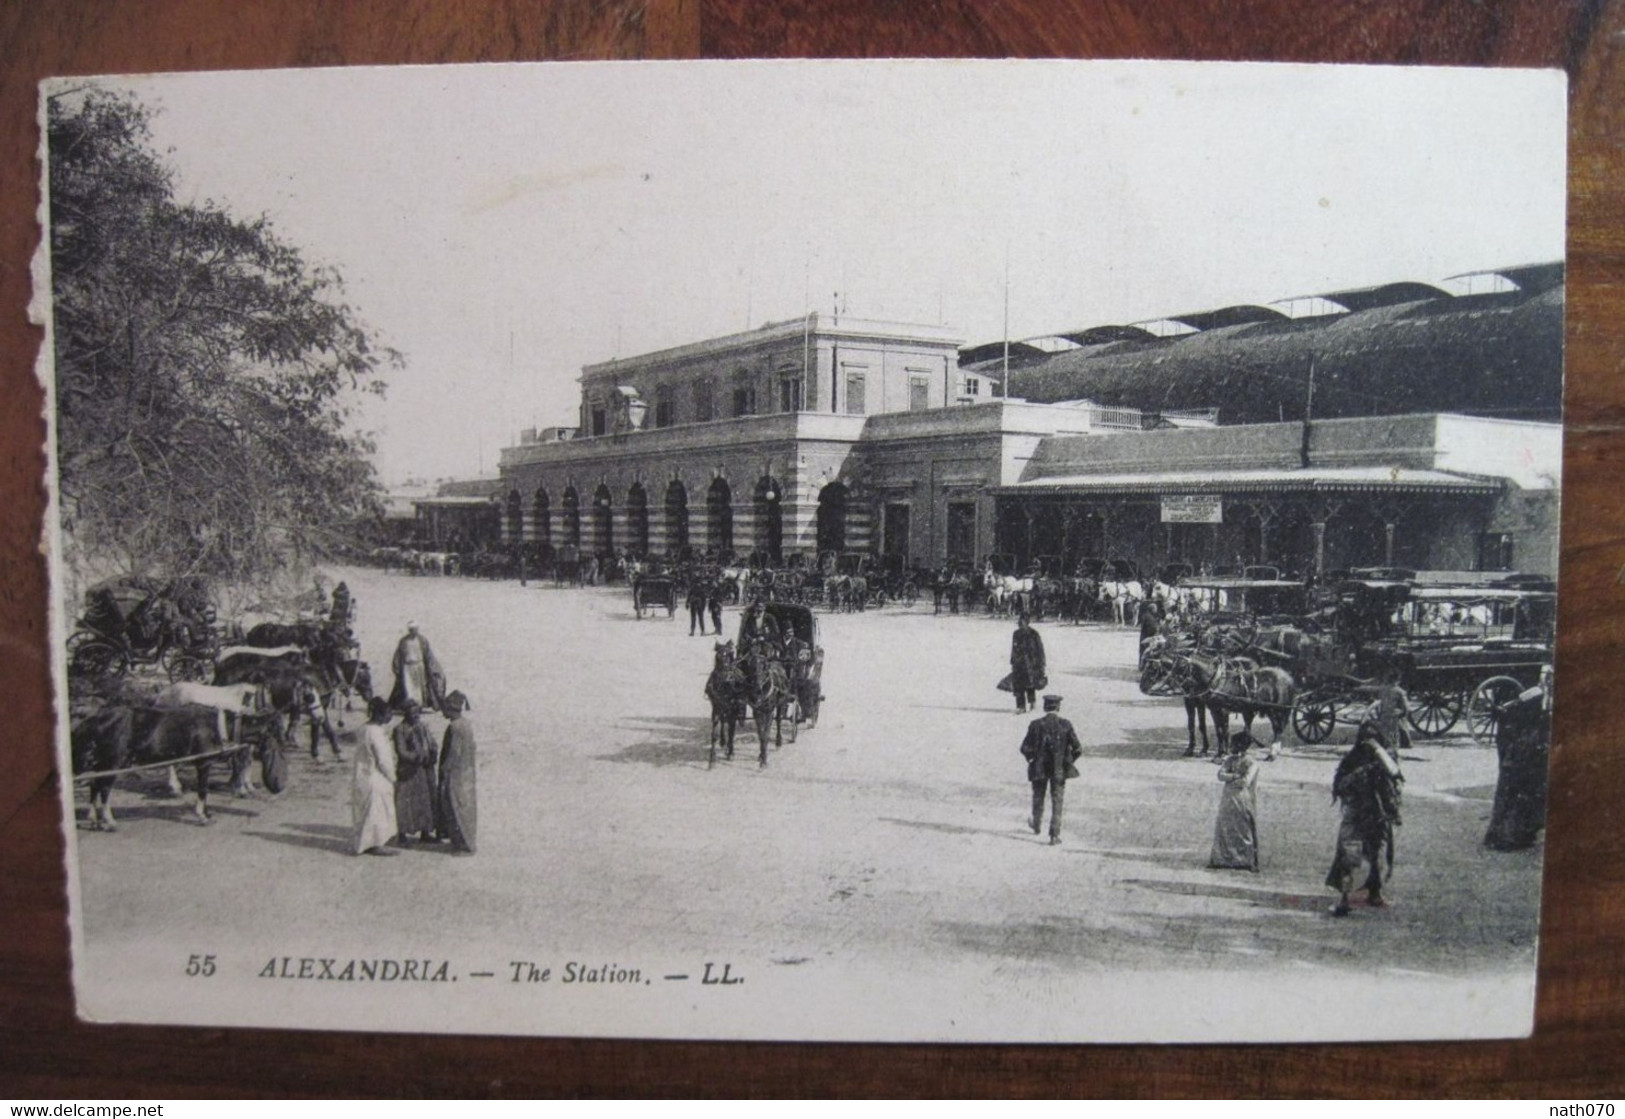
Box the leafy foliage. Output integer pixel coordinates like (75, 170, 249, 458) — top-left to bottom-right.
(48, 86, 397, 590)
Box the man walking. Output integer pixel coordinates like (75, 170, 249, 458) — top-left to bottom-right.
(1009, 613, 1046, 714)
(1021, 694, 1083, 846)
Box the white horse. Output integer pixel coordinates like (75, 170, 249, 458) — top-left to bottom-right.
(1101, 579, 1144, 627)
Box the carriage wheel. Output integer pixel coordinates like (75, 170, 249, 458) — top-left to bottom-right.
(70, 639, 126, 679)
(1467, 676, 1524, 746)
(1406, 688, 1464, 738)
(162, 649, 211, 683)
(1291, 699, 1337, 744)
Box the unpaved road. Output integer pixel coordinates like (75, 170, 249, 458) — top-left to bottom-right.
(64, 566, 1544, 1041)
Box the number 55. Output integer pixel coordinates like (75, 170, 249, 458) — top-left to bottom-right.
(185, 954, 216, 977)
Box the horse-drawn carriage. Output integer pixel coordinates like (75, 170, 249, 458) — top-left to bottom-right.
(705, 601, 825, 767)
(631, 564, 679, 619)
(68, 576, 220, 682)
(1283, 576, 1555, 745)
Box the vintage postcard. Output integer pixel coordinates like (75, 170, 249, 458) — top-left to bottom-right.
(38, 60, 1564, 1041)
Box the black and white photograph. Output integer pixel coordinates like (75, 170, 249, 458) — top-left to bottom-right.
(39, 59, 1565, 1042)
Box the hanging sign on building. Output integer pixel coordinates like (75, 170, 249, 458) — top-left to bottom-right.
(1161, 494, 1224, 524)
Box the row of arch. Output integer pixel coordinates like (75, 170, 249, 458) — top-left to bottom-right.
(505, 478, 851, 558)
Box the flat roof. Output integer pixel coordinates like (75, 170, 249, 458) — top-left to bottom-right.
(997, 465, 1500, 496)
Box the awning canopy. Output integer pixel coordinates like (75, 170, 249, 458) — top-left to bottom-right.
(994, 465, 1500, 497)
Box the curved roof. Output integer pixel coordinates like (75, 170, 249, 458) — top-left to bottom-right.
(978, 265, 1563, 425)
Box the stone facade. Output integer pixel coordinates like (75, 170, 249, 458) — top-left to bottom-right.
(496, 317, 1560, 580)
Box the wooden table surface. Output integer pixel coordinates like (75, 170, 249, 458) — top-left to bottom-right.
(2, 0, 1621, 1098)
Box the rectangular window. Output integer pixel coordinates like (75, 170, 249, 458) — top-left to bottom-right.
(590, 405, 607, 437)
(654, 386, 674, 429)
(946, 502, 976, 564)
(779, 376, 803, 413)
(1478, 532, 1515, 571)
(732, 384, 755, 417)
(845, 371, 866, 415)
(693, 380, 714, 422)
(963, 377, 980, 397)
(909, 376, 930, 412)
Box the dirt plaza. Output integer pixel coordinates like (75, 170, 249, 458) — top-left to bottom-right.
(67, 566, 1545, 1040)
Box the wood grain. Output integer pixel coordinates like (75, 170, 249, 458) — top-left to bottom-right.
(1, 0, 1621, 1097)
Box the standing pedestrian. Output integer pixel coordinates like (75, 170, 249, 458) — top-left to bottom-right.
(438, 690, 478, 856)
(350, 697, 398, 856)
(687, 577, 709, 636)
(1326, 721, 1404, 916)
(706, 578, 724, 636)
(1209, 731, 1261, 871)
(1020, 694, 1082, 846)
(392, 700, 439, 845)
(1009, 613, 1046, 714)
(389, 621, 447, 712)
(1484, 666, 1551, 851)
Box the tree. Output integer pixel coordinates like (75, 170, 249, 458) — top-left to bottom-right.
(47, 86, 398, 594)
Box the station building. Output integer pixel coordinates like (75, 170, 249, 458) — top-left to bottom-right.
(495, 266, 1563, 579)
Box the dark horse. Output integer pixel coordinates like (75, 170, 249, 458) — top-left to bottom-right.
(72, 701, 288, 830)
(1177, 651, 1295, 758)
(705, 641, 749, 768)
(742, 642, 791, 767)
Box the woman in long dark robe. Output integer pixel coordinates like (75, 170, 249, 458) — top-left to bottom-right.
(438, 691, 477, 855)
(392, 701, 438, 843)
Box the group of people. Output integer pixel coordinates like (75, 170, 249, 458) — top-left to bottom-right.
(1006, 614, 1547, 916)
(349, 622, 477, 857)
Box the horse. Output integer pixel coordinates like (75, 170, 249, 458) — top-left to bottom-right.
(243, 621, 355, 740)
(987, 574, 1034, 617)
(1100, 580, 1144, 627)
(704, 642, 750, 767)
(742, 642, 791, 766)
(213, 649, 342, 759)
(1177, 650, 1295, 758)
(153, 680, 273, 797)
(71, 700, 288, 830)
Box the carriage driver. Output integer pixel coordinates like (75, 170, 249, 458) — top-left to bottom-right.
(737, 597, 780, 656)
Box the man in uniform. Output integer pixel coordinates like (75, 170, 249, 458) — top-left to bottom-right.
(687, 577, 710, 636)
(1020, 694, 1083, 846)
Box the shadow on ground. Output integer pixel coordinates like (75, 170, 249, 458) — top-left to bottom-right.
(1063, 664, 1142, 685)
(1088, 725, 1216, 763)
(596, 715, 739, 769)
(243, 822, 354, 856)
(75, 802, 259, 828)
(878, 815, 1036, 845)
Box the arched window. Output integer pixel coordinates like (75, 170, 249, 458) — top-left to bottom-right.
(626, 483, 650, 557)
(707, 477, 733, 558)
(665, 480, 689, 557)
(532, 488, 550, 547)
(816, 483, 847, 555)
(562, 487, 581, 547)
